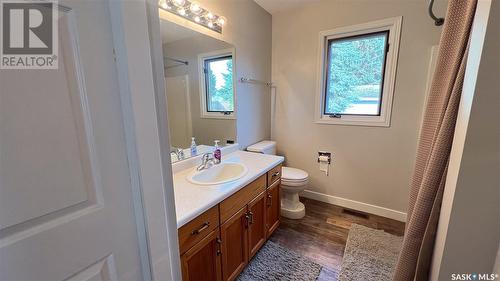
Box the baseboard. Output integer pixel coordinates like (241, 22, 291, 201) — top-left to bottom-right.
(301, 190, 407, 222)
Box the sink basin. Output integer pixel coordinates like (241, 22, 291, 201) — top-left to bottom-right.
(187, 162, 248, 185)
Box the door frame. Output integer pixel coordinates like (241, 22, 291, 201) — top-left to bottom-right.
(108, 0, 181, 280)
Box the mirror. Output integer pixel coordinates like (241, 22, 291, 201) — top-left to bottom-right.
(160, 19, 236, 163)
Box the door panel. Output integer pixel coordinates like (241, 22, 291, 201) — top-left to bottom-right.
(220, 206, 248, 281)
(266, 180, 281, 238)
(181, 229, 222, 281)
(65, 255, 118, 281)
(0, 1, 143, 280)
(247, 191, 267, 259)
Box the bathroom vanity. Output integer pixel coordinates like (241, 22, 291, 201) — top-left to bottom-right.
(173, 150, 283, 281)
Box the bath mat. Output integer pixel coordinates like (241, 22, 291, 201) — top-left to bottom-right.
(338, 224, 403, 281)
(237, 241, 322, 281)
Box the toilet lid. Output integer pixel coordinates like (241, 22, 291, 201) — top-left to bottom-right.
(281, 167, 308, 181)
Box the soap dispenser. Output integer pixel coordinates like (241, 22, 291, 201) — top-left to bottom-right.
(214, 140, 221, 164)
(190, 137, 197, 156)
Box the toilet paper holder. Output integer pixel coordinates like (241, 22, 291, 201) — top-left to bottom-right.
(317, 151, 332, 164)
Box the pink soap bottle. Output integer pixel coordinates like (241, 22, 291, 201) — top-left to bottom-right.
(214, 140, 221, 164)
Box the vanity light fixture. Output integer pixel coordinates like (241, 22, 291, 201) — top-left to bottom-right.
(171, 0, 186, 8)
(159, 0, 225, 33)
(159, 0, 171, 10)
(189, 1, 202, 14)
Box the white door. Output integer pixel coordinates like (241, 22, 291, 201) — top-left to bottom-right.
(0, 1, 146, 280)
(165, 75, 192, 148)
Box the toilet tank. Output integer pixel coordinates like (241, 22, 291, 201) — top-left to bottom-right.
(247, 140, 276, 155)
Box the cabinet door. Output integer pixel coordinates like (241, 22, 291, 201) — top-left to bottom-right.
(266, 180, 281, 238)
(181, 229, 222, 281)
(220, 206, 248, 281)
(247, 191, 267, 259)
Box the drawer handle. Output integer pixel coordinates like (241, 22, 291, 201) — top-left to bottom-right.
(191, 222, 210, 235)
(267, 194, 272, 206)
(272, 171, 280, 177)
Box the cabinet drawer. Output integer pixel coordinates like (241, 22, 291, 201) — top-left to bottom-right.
(267, 164, 282, 186)
(178, 205, 220, 255)
(220, 175, 266, 223)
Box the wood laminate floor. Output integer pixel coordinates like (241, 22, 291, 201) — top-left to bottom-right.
(269, 197, 405, 278)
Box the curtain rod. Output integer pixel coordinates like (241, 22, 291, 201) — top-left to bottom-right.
(428, 0, 444, 26)
(239, 77, 273, 87)
(164, 56, 188, 65)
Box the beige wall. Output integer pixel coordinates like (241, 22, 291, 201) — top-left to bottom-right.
(163, 0, 272, 148)
(163, 35, 236, 146)
(271, 0, 447, 214)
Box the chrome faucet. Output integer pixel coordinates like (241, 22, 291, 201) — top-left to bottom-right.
(197, 153, 215, 171)
(170, 147, 185, 161)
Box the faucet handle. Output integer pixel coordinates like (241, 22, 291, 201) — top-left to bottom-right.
(202, 152, 213, 160)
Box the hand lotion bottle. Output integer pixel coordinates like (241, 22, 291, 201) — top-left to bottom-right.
(214, 140, 221, 164)
(190, 137, 197, 156)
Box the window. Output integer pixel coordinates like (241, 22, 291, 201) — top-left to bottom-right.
(199, 49, 235, 119)
(315, 18, 401, 126)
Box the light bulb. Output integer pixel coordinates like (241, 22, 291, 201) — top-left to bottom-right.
(194, 16, 201, 23)
(190, 1, 202, 14)
(205, 12, 215, 20)
(216, 16, 226, 26)
(160, 0, 171, 9)
(177, 8, 186, 15)
(171, 0, 185, 8)
(207, 21, 214, 28)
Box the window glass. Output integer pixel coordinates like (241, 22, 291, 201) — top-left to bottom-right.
(205, 56, 234, 112)
(324, 31, 388, 116)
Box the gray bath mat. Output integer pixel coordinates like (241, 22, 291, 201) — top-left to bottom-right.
(338, 224, 403, 281)
(237, 241, 322, 281)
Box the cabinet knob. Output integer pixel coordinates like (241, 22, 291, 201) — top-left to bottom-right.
(244, 214, 250, 228)
(267, 194, 272, 206)
(216, 238, 222, 256)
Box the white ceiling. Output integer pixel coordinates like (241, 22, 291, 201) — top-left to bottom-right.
(160, 19, 200, 44)
(254, 0, 322, 14)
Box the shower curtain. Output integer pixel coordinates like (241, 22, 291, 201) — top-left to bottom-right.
(392, 1, 478, 280)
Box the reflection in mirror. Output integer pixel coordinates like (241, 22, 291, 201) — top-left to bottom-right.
(160, 19, 236, 163)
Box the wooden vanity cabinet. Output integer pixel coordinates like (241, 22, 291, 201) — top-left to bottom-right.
(220, 206, 248, 281)
(179, 164, 282, 281)
(266, 179, 281, 238)
(180, 229, 222, 281)
(247, 191, 267, 259)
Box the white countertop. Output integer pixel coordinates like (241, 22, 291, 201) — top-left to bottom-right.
(173, 150, 284, 228)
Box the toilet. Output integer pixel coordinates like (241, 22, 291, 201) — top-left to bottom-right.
(247, 141, 309, 219)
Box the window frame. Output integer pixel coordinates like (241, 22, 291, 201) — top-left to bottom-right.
(198, 48, 236, 119)
(315, 17, 402, 127)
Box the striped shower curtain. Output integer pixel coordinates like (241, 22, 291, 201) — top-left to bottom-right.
(392, 1, 478, 280)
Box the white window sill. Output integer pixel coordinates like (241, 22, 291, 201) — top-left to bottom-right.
(200, 113, 236, 120)
(314, 116, 391, 127)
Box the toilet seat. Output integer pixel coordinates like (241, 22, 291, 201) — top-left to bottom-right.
(281, 167, 308, 186)
(281, 178, 308, 187)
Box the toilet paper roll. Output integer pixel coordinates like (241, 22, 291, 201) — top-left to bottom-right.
(318, 155, 330, 162)
(319, 156, 329, 176)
